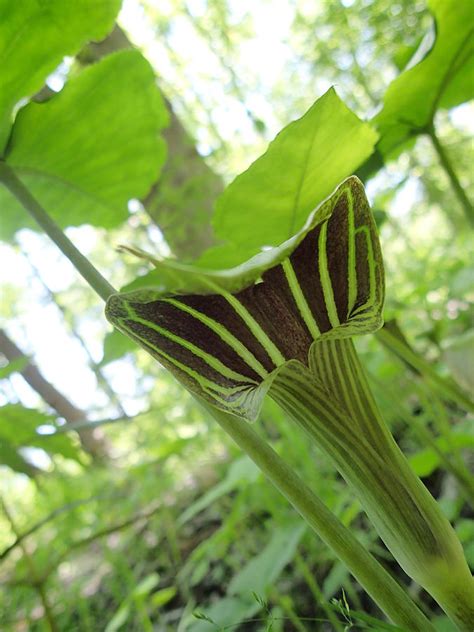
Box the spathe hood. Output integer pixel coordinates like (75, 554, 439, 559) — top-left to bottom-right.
(106, 176, 384, 420)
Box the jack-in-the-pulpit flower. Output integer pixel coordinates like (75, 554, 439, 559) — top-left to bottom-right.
(107, 177, 474, 630)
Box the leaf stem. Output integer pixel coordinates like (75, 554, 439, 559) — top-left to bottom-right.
(0, 161, 116, 302)
(427, 125, 474, 228)
(201, 400, 435, 632)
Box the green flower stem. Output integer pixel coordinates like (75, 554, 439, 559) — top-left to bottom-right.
(0, 161, 115, 302)
(344, 341, 474, 630)
(201, 399, 434, 631)
(427, 124, 474, 228)
(270, 339, 474, 630)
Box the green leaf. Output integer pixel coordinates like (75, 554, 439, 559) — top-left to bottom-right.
(0, 50, 168, 240)
(150, 586, 177, 608)
(228, 522, 305, 596)
(373, 0, 474, 158)
(131, 572, 160, 599)
(100, 329, 137, 366)
(0, 405, 57, 444)
(409, 432, 474, 478)
(33, 430, 84, 463)
(104, 602, 131, 632)
(343, 608, 409, 631)
(392, 34, 428, 72)
(189, 597, 258, 632)
(178, 456, 259, 525)
(0, 355, 28, 378)
(0, 0, 121, 151)
(204, 88, 378, 266)
(0, 439, 36, 476)
(408, 449, 439, 479)
(0, 404, 82, 462)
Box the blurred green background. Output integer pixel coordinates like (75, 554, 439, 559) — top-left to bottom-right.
(0, 1, 472, 630)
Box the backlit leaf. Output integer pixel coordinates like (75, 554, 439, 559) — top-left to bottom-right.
(373, 0, 474, 158)
(0, 0, 121, 151)
(0, 50, 168, 240)
(100, 329, 137, 366)
(205, 88, 378, 266)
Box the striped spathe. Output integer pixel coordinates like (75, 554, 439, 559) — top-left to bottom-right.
(106, 176, 384, 418)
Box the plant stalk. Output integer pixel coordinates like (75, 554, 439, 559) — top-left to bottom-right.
(0, 161, 115, 302)
(201, 400, 435, 632)
(427, 125, 474, 228)
(270, 339, 474, 630)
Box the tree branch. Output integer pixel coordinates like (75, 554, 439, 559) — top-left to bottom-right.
(0, 329, 110, 459)
(0, 492, 126, 562)
(20, 249, 127, 417)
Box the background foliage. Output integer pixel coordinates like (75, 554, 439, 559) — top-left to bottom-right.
(0, 0, 472, 630)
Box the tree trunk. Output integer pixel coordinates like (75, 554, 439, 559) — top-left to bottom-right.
(0, 330, 110, 460)
(81, 25, 223, 261)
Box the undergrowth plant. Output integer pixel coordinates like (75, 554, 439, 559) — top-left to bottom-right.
(0, 1, 473, 630)
(103, 175, 472, 629)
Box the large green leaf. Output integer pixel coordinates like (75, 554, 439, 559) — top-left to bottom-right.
(373, 0, 474, 158)
(0, 0, 121, 152)
(199, 88, 378, 267)
(0, 50, 168, 240)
